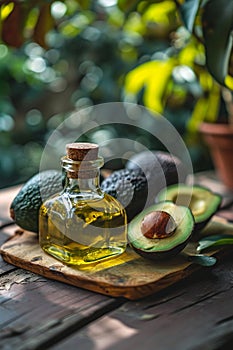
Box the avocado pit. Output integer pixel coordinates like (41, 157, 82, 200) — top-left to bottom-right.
(141, 211, 177, 239)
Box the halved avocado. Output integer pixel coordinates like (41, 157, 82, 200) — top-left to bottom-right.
(157, 184, 222, 231)
(128, 202, 194, 260)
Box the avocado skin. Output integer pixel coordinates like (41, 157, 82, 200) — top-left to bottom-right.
(101, 151, 183, 221)
(131, 240, 189, 261)
(126, 151, 186, 184)
(194, 217, 214, 232)
(101, 169, 148, 221)
(10, 170, 63, 233)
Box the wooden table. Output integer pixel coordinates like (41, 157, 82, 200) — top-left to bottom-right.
(1, 173, 233, 350)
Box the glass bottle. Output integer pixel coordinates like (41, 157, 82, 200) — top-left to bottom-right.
(39, 142, 127, 267)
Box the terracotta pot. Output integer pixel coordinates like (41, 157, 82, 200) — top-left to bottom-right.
(199, 123, 233, 190)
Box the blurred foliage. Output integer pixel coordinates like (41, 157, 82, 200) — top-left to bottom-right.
(179, 0, 233, 90)
(0, 0, 232, 188)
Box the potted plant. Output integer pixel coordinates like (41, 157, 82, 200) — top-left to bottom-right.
(121, 0, 233, 189)
(181, 0, 233, 190)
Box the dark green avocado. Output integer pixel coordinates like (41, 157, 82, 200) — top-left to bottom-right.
(101, 151, 184, 221)
(101, 168, 148, 221)
(157, 184, 222, 231)
(10, 170, 63, 233)
(126, 150, 186, 187)
(128, 202, 194, 260)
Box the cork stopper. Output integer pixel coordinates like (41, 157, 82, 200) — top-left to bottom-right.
(66, 142, 99, 161)
(65, 143, 99, 179)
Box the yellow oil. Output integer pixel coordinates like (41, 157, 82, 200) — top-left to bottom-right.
(39, 192, 127, 267)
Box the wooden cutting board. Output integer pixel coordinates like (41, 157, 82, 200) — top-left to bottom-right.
(1, 217, 233, 300)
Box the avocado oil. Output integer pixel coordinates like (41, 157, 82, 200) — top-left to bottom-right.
(39, 143, 127, 267)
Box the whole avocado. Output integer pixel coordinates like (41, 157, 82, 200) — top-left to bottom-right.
(101, 168, 148, 221)
(127, 151, 186, 204)
(101, 151, 185, 221)
(126, 151, 186, 184)
(10, 170, 63, 233)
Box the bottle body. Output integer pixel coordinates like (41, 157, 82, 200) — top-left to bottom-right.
(39, 154, 127, 267)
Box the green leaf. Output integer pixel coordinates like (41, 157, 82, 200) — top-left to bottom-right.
(182, 243, 217, 266)
(187, 254, 217, 267)
(202, 0, 233, 89)
(201, 0, 211, 6)
(197, 234, 233, 252)
(124, 59, 177, 114)
(117, 0, 164, 13)
(180, 0, 200, 32)
(1, 2, 14, 20)
(117, 0, 141, 12)
(76, 0, 91, 10)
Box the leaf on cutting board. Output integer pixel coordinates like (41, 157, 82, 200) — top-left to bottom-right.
(188, 254, 217, 267)
(197, 234, 233, 252)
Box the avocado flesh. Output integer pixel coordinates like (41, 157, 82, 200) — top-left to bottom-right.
(128, 202, 194, 257)
(157, 185, 222, 228)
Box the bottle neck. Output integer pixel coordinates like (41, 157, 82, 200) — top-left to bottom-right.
(64, 171, 100, 192)
(61, 156, 104, 194)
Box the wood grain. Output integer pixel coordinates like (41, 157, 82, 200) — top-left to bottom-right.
(1, 230, 197, 300)
(50, 253, 233, 350)
(0, 268, 121, 350)
(2, 217, 233, 300)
